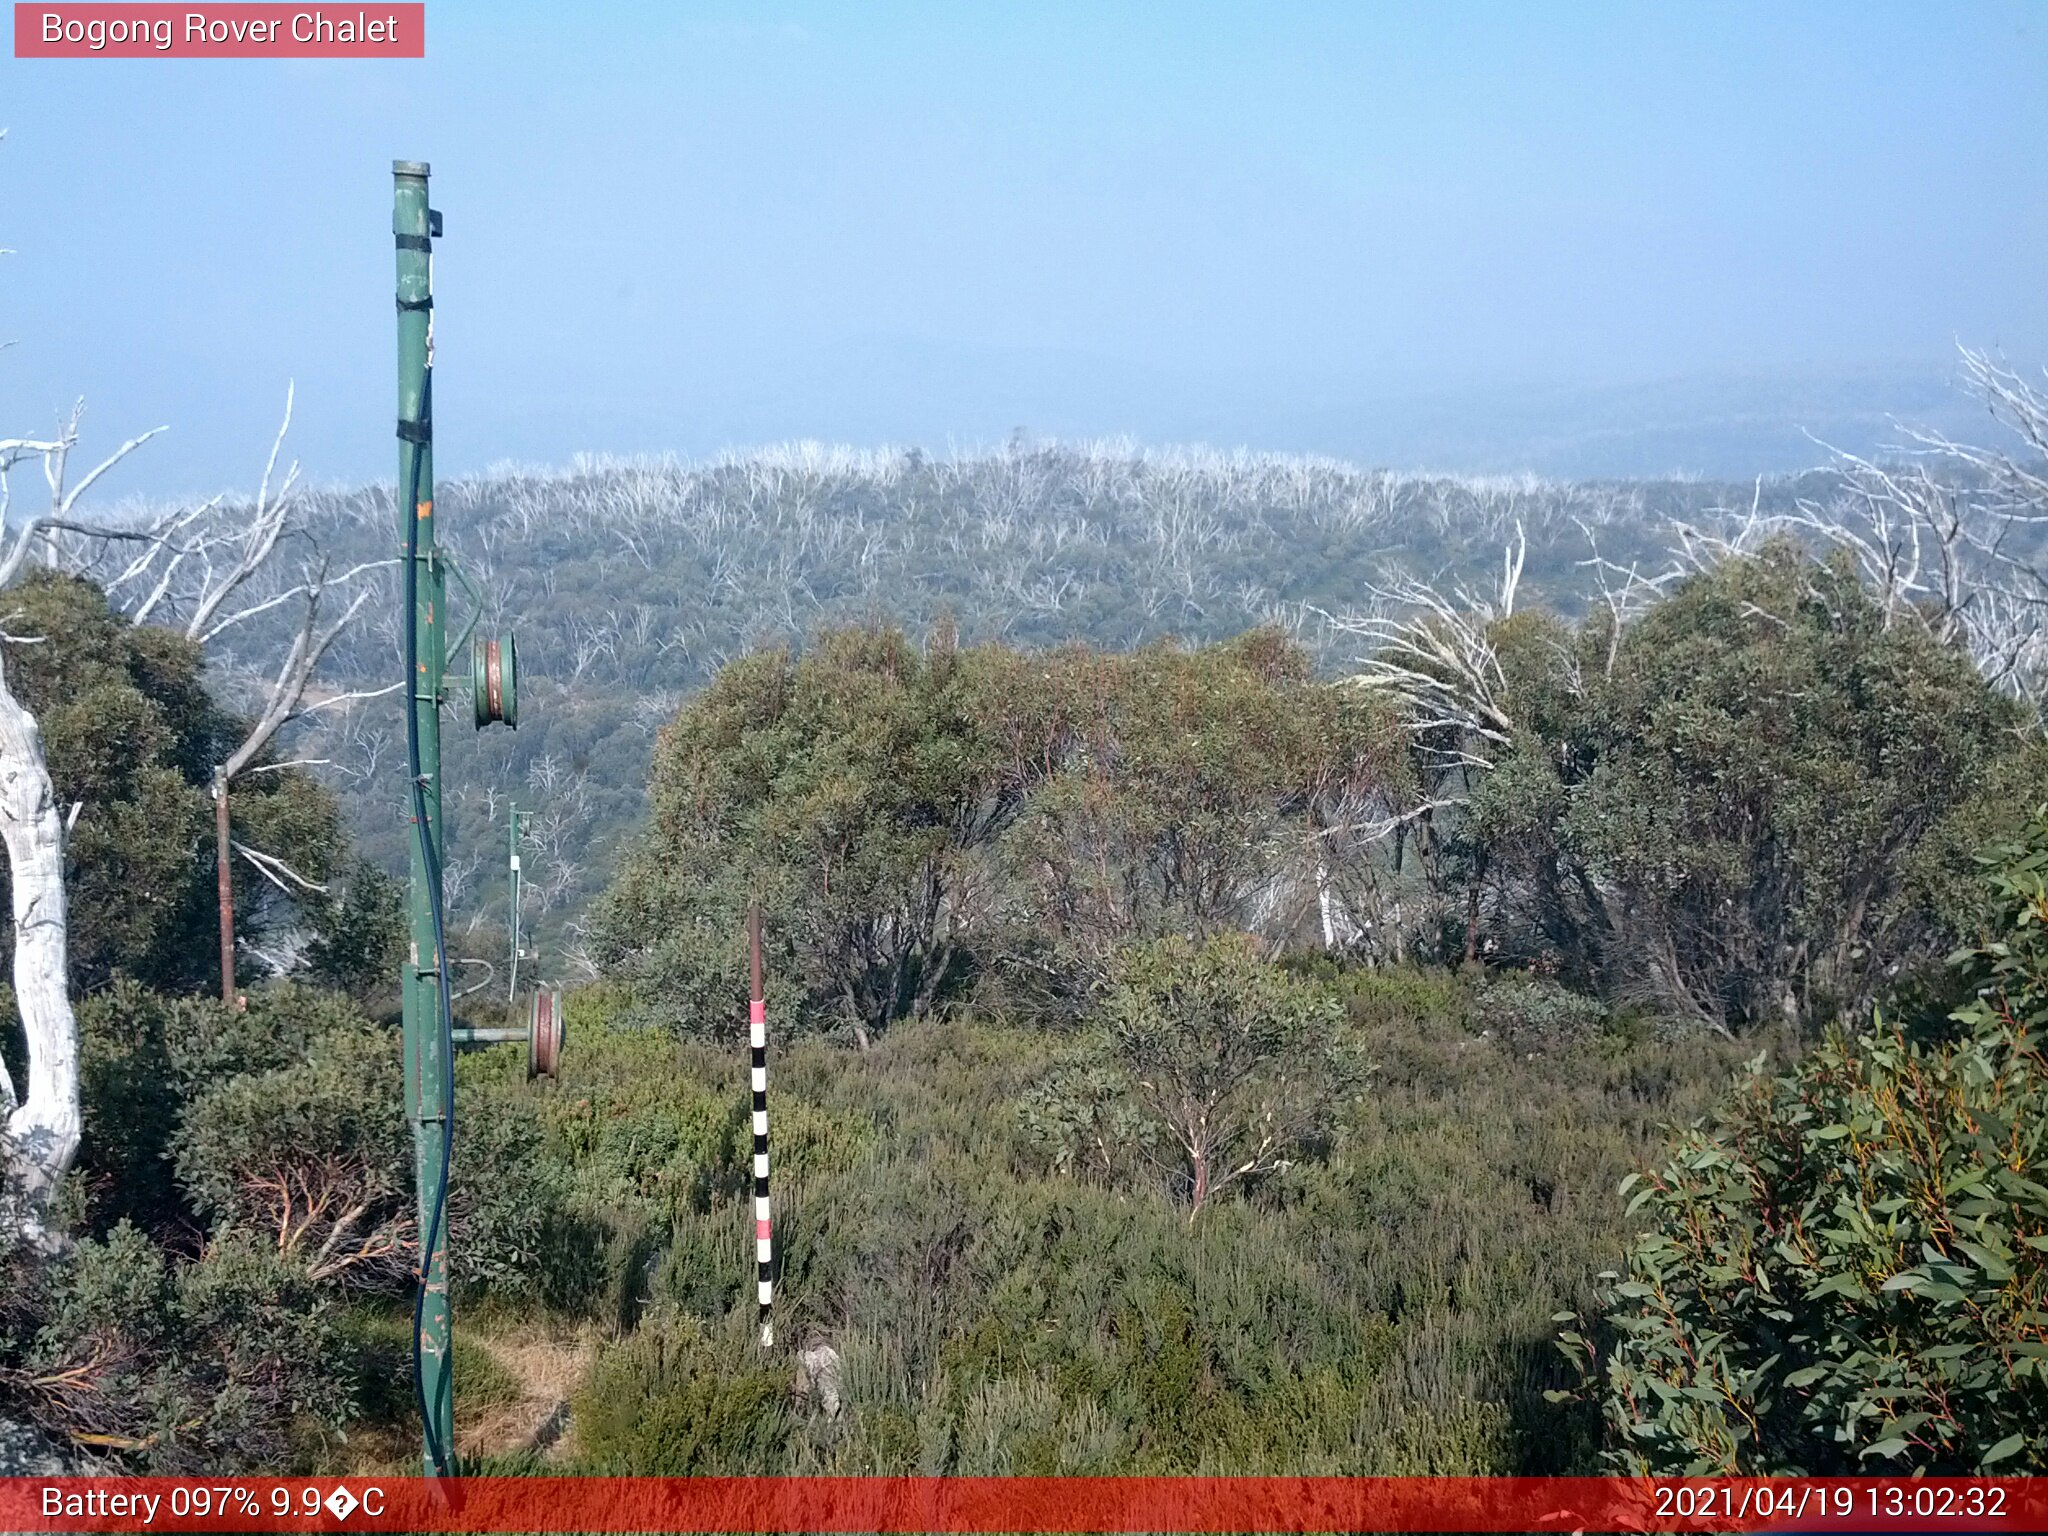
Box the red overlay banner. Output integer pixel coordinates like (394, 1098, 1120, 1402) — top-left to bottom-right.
(0, 1476, 2042, 1533)
(14, 4, 423, 57)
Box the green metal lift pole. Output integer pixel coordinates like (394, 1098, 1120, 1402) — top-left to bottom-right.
(394, 159, 454, 1476)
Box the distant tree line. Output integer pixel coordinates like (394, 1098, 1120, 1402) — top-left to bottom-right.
(187, 443, 1809, 967)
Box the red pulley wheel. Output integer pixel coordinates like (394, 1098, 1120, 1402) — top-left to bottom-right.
(527, 986, 563, 1079)
(472, 635, 519, 729)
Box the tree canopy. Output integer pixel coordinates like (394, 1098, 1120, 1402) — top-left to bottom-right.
(596, 625, 1404, 1043)
(1448, 545, 2042, 1030)
(0, 572, 375, 996)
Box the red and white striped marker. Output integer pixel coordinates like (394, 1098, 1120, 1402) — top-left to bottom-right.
(747, 901, 773, 1348)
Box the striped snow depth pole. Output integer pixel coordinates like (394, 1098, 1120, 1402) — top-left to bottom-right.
(748, 900, 774, 1348)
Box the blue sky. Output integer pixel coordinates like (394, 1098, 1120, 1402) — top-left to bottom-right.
(2, 1, 2045, 492)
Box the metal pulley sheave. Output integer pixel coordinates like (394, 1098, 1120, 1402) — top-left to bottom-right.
(472, 634, 518, 728)
(527, 985, 564, 1080)
(448, 985, 564, 1078)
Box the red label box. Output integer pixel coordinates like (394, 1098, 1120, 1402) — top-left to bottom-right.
(14, 3, 424, 57)
(4, 1476, 2045, 1533)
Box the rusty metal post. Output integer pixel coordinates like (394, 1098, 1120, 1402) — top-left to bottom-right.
(213, 766, 234, 1005)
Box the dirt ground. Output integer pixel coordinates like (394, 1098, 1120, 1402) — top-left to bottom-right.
(454, 1331, 595, 1465)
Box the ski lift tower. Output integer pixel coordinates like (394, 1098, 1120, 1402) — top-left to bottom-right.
(393, 160, 530, 1476)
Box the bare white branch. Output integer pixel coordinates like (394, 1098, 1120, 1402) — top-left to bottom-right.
(231, 839, 330, 895)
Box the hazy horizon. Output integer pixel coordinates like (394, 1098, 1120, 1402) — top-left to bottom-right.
(4, 1, 2044, 495)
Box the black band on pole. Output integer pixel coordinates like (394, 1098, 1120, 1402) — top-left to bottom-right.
(397, 295, 434, 312)
(398, 419, 433, 444)
(396, 233, 433, 252)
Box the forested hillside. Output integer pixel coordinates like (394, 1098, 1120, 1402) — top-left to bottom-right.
(158, 444, 1846, 975)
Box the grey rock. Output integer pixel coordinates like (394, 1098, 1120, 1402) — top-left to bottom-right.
(0, 1418, 71, 1476)
(793, 1342, 844, 1419)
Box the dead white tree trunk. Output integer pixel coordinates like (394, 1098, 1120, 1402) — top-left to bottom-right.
(0, 402, 162, 1249)
(0, 645, 76, 1251)
(55, 388, 396, 997)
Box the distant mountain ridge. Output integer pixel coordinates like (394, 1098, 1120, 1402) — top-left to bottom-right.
(21, 354, 1993, 497)
(661, 344, 1979, 482)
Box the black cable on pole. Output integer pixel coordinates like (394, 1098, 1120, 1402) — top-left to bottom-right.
(402, 370, 457, 1479)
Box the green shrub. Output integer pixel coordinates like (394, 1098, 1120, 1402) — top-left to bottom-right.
(302, 858, 407, 997)
(168, 982, 362, 1087)
(559, 978, 1747, 1479)
(74, 982, 187, 1231)
(1307, 962, 1468, 1033)
(1091, 933, 1364, 1213)
(171, 1022, 412, 1289)
(449, 1074, 590, 1306)
(1015, 1055, 1154, 1184)
(449, 1015, 762, 1312)
(1474, 972, 1607, 1052)
(1, 1223, 353, 1472)
(1565, 810, 2048, 1473)
(520, 1024, 747, 1230)
(160, 997, 575, 1303)
(336, 1306, 415, 1427)
(74, 982, 337, 1234)
(576, 1318, 792, 1473)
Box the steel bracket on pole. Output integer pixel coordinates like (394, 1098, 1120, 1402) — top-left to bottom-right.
(444, 552, 484, 661)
